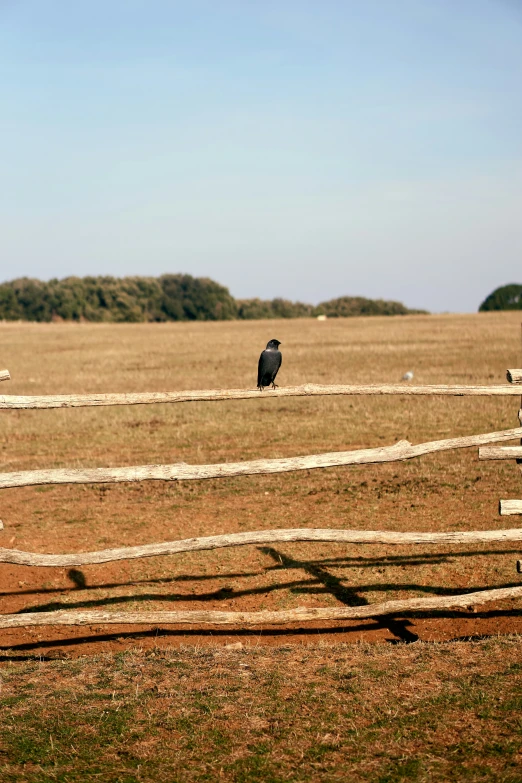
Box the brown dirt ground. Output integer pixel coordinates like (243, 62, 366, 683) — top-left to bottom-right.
(1, 313, 522, 656)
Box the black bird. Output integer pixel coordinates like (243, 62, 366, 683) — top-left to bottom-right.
(257, 339, 282, 391)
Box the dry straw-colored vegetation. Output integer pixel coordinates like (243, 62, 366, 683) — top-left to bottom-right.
(1, 312, 522, 780)
(1, 639, 522, 782)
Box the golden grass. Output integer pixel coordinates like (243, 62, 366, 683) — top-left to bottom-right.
(0, 311, 522, 637)
(2, 312, 522, 781)
(1, 312, 520, 466)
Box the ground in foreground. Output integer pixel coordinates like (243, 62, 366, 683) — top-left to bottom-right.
(1, 314, 522, 780)
(1, 637, 521, 782)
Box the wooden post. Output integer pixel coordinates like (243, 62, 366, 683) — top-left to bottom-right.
(516, 325, 522, 512)
(499, 500, 522, 515)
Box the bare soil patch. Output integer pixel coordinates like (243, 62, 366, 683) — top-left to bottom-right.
(1, 313, 522, 779)
(1, 313, 522, 653)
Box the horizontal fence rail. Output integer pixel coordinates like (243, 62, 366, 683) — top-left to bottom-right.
(3, 585, 522, 629)
(1, 426, 522, 490)
(3, 527, 522, 567)
(2, 364, 522, 635)
(2, 382, 522, 410)
(480, 447, 522, 460)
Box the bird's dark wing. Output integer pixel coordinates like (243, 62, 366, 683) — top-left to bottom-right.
(258, 350, 282, 388)
(274, 351, 282, 375)
(257, 350, 268, 387)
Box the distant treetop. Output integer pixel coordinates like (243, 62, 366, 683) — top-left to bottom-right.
(314, 296, 426, 318)
(479, 284, 522, 312)
(0, 274, 427, 322)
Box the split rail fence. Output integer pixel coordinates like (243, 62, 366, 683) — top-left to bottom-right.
(1, 366, 522, 631)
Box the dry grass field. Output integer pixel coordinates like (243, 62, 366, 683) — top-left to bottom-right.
(1, 312, 522, 781)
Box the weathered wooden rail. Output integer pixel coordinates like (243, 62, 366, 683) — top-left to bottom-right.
(1, 426, 522, 490)
(2, 584, 522, 630)
(480, 447, 522, 460)
(1, 366, 522, 631)
(2, 381, 522, 410)
(4, 527, 522, 567)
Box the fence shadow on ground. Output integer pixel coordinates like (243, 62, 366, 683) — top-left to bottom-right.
(1, 369, 522, 636)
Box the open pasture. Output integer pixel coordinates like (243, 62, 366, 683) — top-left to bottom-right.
(1, 313, 522, 781)
(1, 311, 522, 647)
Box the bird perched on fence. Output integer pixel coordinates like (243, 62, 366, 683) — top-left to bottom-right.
(257, 339, 282, 391)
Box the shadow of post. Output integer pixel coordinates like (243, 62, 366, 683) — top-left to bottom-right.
(259, 546, 419, 643)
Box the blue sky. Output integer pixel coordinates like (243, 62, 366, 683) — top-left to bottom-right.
(1, 0, 521, 312)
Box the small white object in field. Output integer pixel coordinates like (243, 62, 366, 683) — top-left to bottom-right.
(402, 371, 414, 381)
(316, 314, 327, 321)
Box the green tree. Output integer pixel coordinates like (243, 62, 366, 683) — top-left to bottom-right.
(479, 284, 522, 311)
(0, 273, 428, 322)
(315, 295, 425, 317)
(4, 278, 53, 321)
(159, 274, 237, 321)
(236, 297, 313, 319)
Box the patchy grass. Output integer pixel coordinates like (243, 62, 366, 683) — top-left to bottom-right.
(1, 313, 522, 643)
(1, 638, 522, 781)
(1, 314, 522, 778)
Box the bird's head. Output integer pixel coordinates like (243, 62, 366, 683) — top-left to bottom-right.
(266, 339, 281, 350)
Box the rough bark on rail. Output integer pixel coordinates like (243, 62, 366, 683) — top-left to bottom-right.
(3, 526, 522, 567)
(1, 426, 521, 490)
(1, 382, 521, 410)
(479, 447, 522, 460)
(2, 585, 522, 628)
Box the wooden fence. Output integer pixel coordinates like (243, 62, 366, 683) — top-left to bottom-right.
(1, 366, 522, 631)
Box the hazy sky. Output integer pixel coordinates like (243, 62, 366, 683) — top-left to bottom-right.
(1, 0, 521, 312)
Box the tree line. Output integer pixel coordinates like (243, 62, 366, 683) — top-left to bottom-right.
(0, 274, 426, 322)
